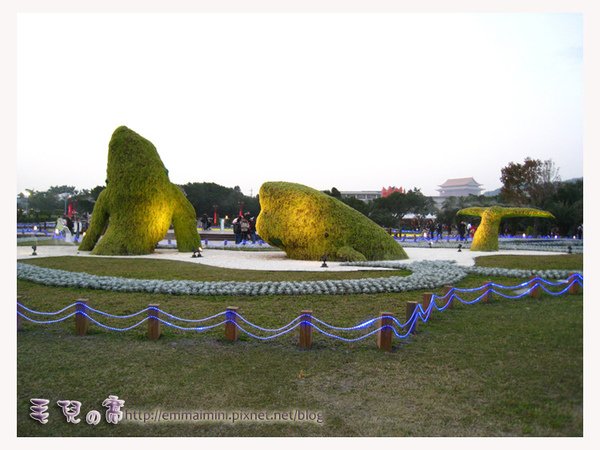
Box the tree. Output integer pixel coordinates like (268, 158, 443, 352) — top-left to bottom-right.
(500, 157, 560, 207)
(371, 188, 435, 228)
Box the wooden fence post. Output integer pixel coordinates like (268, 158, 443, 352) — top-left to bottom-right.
(482, 281, 493, 303)
(529, 276, 541, 298)
(443, 285, 454, 309)
(377, 312, 393, 351)
(406, 302, 418, 334)
(148, 304, 161, 340)
(422, 292, 433, 318)
(299, 310, 313, 349)
(225, 306, 239, 341)
(75, 299, 89, 336)
(568, 273, 580, 295)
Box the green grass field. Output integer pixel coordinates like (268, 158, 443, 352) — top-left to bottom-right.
(16, 253, 583, 437)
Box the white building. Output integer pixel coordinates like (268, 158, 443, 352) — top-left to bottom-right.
(436, 177, 484, 197)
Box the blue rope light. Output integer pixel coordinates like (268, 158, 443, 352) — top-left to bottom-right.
(78, 312, 150, 332)
(489, 286, 535, 300)
(155, 317, 228, 332)
(18, 311, 76, 324)
(311, 316, 378, 331)
(156, 309, 227, 324)
(230, 311, 305, 332)
(232, 320, 302, 340)
(84, 305, 151, 319)
(309, 323, 386, 342)
(17, 274, 583, 341)
(17, 302, 77, 316)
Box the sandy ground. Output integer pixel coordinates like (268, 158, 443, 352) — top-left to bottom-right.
(16, 244, 563, 272)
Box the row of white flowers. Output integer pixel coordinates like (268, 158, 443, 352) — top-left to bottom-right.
(17, 261, 464, 296)
(16, 259, 580, 296)
(344, 260, 579, 280)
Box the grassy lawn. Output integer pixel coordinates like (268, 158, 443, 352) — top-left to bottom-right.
(16, 254, 583, 436)
(20, 256, 410, 282)
(474, 254, 583, 270)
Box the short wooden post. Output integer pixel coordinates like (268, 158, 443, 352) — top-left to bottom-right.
(75, 299, 89, 336)
(147, 304, 161, 340)
(406, 302, 418, 334)
(529, 276, 541, 298)
(568, 273, 580, 295)
(377, 312, 393, 351)
(482, 280, 492, 303)
(443, 285, 454, 309)
(299, 310, 313, 349)
(422, 292, 433, 320)
(225, 306, 239, 341)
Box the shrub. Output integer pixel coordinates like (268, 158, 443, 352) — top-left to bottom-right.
(79, 126, 200, 255)
(256, 181, 408, 261)
(457, 206, 555, 251)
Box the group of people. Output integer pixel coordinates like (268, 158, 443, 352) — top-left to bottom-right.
(232, 212, 257, 244)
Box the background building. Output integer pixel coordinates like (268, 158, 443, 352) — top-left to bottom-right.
(436, 177, 484, 197)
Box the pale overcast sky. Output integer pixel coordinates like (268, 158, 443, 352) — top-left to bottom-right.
(17, 12, 582, 197)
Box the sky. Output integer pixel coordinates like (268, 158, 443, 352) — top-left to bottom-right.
(16, 12, 583, 197)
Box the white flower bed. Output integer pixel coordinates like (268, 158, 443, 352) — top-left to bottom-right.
(17, 259, 581, 296)
(17, 260, 465, 296)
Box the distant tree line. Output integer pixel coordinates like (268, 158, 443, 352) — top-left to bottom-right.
(17, 157, 582, 237)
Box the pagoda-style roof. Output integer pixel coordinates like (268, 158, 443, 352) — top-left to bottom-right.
(438, 177, 482, 188)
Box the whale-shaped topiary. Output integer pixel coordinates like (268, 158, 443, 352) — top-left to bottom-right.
(256, 181, 408, 261)
(79, 126, 200, 255)
(457, 206, 555, 251)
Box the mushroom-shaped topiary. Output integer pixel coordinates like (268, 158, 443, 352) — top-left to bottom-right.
(256, 181, 408, 261)
(79, 126, 200, 255)
(457, 206, 555, 251)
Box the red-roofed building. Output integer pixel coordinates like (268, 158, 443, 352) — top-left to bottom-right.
(381, 186, 405, 197)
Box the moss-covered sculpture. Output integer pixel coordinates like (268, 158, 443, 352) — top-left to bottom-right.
(457, 206, 555, 251)
(79, 126, 200, 255)
(256, 181, 408, 261)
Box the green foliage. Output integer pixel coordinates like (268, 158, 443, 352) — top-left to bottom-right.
(181, 182, 259, 219)
(335, 246, 368, 262)
(370, 188, 436, 228)
(500, 158, 560, 206)
(437, 194, 499, 226)
(79, 126, 200, 255)
(256, 181, 408, 261)
(458, 206, 555, 251)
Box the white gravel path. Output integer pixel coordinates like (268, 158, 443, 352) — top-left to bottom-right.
(17, 244, 563, 271)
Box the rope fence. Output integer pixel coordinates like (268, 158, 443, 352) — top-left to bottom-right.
(17, 273, 583, 350)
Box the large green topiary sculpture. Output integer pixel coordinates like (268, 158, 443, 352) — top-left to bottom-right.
(79, 126, 200, 255)
(457, 206, 555, 251)
(256, 181, 408, 261)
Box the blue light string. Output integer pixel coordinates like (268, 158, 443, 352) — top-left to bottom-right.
(311, 316, 378, 331)
(18, 311, 76, 324)
(451, 284, 489, 294)
(17, 302, 77, 316)
(155, 317, 228, 332)
(488, 280, 531, 290)
(232, 320, 302, 340)
(451, 290, 491, 306)
(309, 323, 385, 342)
(230, 311, 304, 332)
(84, 305, 151, 319)
(78, 311, 149, 332)
(538, 282, 575, 297)
(489, 286, 535, 299)
(157, 309, 227, 324)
